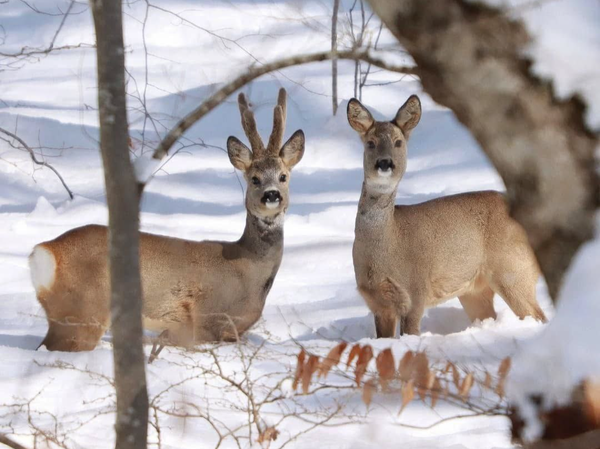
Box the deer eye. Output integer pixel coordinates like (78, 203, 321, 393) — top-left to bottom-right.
(367, 141, 376, 149)
(251, 176, 261, 186)
(279, 174, 287, 183)
(395, 140, 403, 148)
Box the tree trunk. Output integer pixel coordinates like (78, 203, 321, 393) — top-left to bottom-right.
(331, 0, 340, 115)
(367, 0, 599, 301)
(90, 1, 149, 448)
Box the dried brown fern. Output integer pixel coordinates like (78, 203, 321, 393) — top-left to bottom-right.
(293, 344, 512, 415)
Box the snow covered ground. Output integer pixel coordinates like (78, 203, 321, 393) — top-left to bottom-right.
(3, 0, 597, 447)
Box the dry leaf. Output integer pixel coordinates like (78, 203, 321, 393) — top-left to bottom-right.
(292, 349, 306, 391)
(442, 383, 449, 398)
(400, 379, 415, 413)
(376, 348, 395, 389)
(413, 352, 429, 380)
(444, 361, 453, 374)
(399, 351, 415, 381)
(496, 379, 506, 398)
(302, 355, 319, 394)
(362, 379, 376, 407)
(347, 343, 361, 368)
(413, 352, 430, 400)
(319, 342, 348, 378)
(498, 357, 511, 382)
(257, 426, 279, 444)
(355, 345, 374, 385)
(426, 371, 436, 389)
(484, 372, 492, 389)
(419, 372, 437, 402)
(431, 377, 441, 408)
(496, 357, 511, 398)
(452, 364, 461, 391)
(459, 372, 474, 400)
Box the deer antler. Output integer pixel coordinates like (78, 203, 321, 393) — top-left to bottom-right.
(237, 89, 288, 157)
(237, 93, 265, 155)
(267, 88, 287, 154)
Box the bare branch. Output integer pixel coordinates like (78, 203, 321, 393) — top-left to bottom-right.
(145, 1, 264, 63)
(0, 126, 74, 200)
(0, 0, 93, 68)
(0, 434, 30, 449)
(0, 42, 93, 59)
(396, 410, 505, 430)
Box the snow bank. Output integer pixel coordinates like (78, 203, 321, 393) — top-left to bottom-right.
(508, 216, 600, 441)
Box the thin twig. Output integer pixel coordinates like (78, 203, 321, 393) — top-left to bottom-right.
(396, 410, 505, 430)
(0, 1, 93, 61)
(0, 127, 74, 199)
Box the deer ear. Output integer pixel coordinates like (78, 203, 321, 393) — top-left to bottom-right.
(347, 98, 374, 134)
(279, 130, 305, 170)
(227, 136, 252, 171)
(394, 95, 421, 139)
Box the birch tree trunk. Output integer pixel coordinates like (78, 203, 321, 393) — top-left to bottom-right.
(89, 1, 149, 447)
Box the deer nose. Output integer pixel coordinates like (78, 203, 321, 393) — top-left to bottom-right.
(375, 158, 394, 171)
(262, 190, 281, 203)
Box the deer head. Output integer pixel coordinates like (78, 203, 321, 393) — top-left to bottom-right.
(227, 88, 305, 219)
(347, 95, 421, 193)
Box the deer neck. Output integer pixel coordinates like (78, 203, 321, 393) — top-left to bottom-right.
(355, 181, 397, 238)
(238, 211, 284, 260)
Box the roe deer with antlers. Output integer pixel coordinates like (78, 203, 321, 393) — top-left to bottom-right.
(29, 88, 305, 351)
(347, 95, 546, 337)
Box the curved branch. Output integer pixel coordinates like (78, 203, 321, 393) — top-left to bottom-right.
(0, 126, 74, 200)
(0, 434, 30, 449)
(149, 49, 416, 166)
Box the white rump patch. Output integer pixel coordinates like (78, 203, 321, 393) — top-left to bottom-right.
(29, 245, 56, 293)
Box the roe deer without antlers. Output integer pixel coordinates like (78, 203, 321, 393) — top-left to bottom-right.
(347, 95, 547, 338)
(29, 88, 305, 351)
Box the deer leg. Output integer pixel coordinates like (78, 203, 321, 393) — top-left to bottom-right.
(487, 265, 547, 323)
(459, 285, 497, 322)
(374, 277, 411, 338)
(492, 279, 547, 323)
(218, 313, 242, 342)
(401, 303, 424, 336)
(374, 313, 397, 338)
(42, 319, 106, 352)
(148, 329, 170, 364)
(399, 316, 407, 336)
(486, 245, 547, 323)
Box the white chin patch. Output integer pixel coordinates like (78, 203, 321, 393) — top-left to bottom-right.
(366, 175, 396, 194)
(265, 201, 280, 210)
